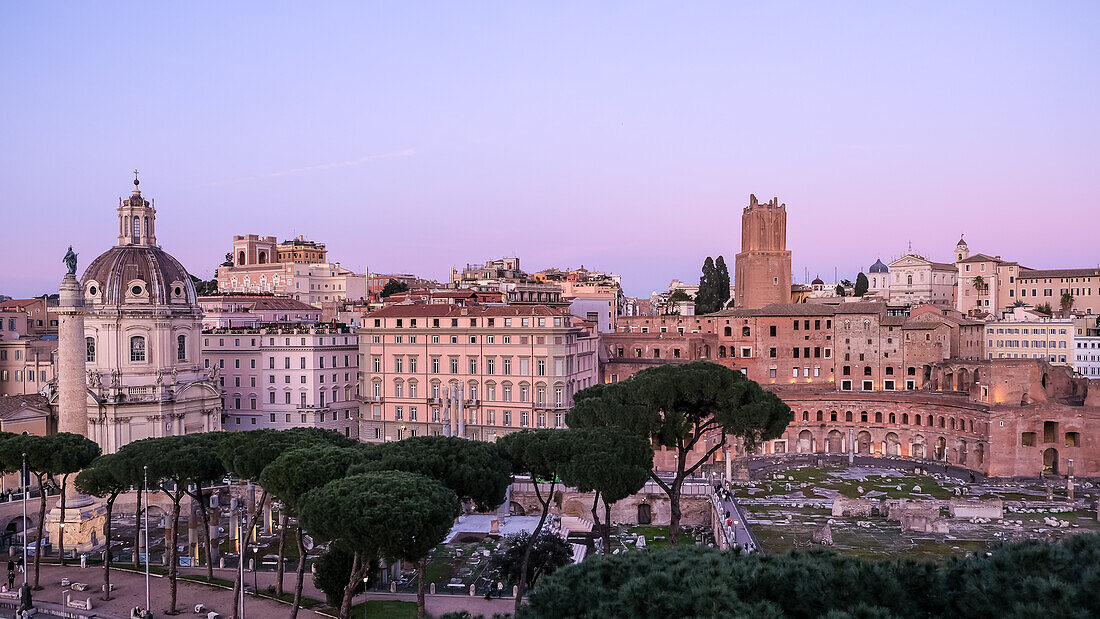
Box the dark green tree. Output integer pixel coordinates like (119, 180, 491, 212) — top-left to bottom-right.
(835, 284, 846, 297)
(663, 289, 692, 315)
(350, 435, 512, 617)
(217, 428, 355, 617)
(487, 532, 572, 591)
(568, 362, 792, 546)
(260, 445, 368, 619)
(0, 433, 56, 588)
(1061, 292, 1075, 316)
(75, 454, 128, 599)
(559, 427, 652, 554)
(115, 434, 226, 613)
(299, 472, 459, 619)
(695, 257, 718, 314)
(523, 535, 1100, 618)
(381, 278, 409, 297)
(49, 433, 101, 565)
(854, 272, 869, 297)
(714, 256, 731, 309)
(312, 542, 364, 605)
(1036, 302, 1053, 316)
(497, 429, 576, 613)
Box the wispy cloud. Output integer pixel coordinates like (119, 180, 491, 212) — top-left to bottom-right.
(210, 148, 417, 186)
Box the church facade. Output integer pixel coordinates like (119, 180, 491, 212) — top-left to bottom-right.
(46, 178, 221, 453)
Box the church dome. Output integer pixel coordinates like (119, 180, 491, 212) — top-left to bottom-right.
(81, 245, 197, 307)
(79, 178, 197, 308)
(811, 276, 825, 285)
(868, 258, 889, 273)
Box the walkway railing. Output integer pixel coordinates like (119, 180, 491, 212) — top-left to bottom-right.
(710, 483, 762, 554)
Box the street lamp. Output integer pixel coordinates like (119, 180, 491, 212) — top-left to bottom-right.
(238, 505, 247, 619)
(143, 465, 150, 614)
(21, 452, 27, 586)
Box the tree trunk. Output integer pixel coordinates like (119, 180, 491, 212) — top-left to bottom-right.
(514, 480, 554, 615)
(275, 512, 287, 596)
(338, 552, 366, 619)
(667, 477, 683, 546)
(416, 556, 427, 619)
(167, 495, 181, 614)
(58, 475, 68, 566)
(231, 488, 268, 619)
(133, 486, 142, 567)
(33, 474, 46, 589)
(102, 498, 114, 600)
(291, 526, 307, 619)
(195, 485, 213, 581)
(589, 491, 602, 553)
(603, 500, 613, 556)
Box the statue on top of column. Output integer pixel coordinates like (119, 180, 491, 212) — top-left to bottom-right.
(64, 245, 78, 275)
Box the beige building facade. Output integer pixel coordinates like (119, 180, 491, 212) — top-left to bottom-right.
(358, 305, 599, 443)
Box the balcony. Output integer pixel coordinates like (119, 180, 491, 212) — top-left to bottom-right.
(428, 397, 443, 406)
(464, 399, 481, 407)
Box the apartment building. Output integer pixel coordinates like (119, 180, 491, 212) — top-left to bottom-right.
(357, 304, 599, 443)
(202, 325, 360, 437)
(983, 307, 1073, 365)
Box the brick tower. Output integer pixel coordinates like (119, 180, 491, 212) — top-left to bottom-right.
(734, 194, 792, 309)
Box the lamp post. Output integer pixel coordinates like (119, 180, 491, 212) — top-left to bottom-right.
(238, 506, 247, 619)
(143, 465, 150, 614)
(21, 452, 27, 586)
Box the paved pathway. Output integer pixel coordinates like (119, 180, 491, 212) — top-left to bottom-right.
(713, 485, 761, 553)
(6, 563, 515, 618)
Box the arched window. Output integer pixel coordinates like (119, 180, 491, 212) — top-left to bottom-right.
(132, 217, 141, 239)
(258, 251, 267, 264)
(238, 251, 246, 265)
(177, 335, 187, 361)
(907, 275, 913, 286)
(130, 336, 146, 362)
(723, 327, 732, 337)
(86, 337, 96, 362)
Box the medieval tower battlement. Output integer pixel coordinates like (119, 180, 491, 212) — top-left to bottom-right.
(734, 194, 792, 309)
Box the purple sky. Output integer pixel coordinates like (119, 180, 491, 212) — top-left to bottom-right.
(2, 3, 1098, 299)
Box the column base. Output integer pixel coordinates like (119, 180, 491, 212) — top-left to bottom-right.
(45, 500, 107, 554)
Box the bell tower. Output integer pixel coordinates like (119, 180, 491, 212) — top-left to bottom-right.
(734, 194, 792, 309)
(116, 170, 157, 247)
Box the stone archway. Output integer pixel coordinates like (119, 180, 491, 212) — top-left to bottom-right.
(826, 430, 844, 453)
(1044, 448, 1058, 475)
(856, 431, 872, 454)
(797, 430, 813, 453)
(912, 435, 926, 459)
(885, 432, 900, 456)
(935, 437, 947, 461)
(958, 368, 971, 392)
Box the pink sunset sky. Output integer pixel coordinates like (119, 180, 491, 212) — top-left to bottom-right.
(1, 2, 1097, 298)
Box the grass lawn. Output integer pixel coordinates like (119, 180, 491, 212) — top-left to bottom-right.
(352, 600, 417, 619)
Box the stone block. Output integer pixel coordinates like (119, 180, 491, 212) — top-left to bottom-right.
(831, 497, 873, 517)
(948, 498, 1003, 519)
(900, 514, 949, 534)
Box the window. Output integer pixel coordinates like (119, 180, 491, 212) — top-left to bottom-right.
(86, 337, 96, 362)
(450, 358, 459, 374)
(130, 336, 146, 362)
(769, 325, 777, 337)
(1021, 432, 1036, 447)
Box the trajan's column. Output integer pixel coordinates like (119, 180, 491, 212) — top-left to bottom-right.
(46, 247, 105, 552)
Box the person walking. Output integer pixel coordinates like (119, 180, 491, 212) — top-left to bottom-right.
(7, 559, 15, 589)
